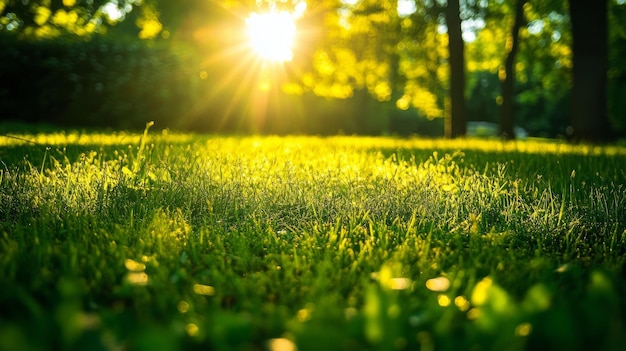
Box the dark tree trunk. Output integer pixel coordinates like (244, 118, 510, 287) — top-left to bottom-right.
(569, 0, 613, 142)
(445, 0, 467, 138)
(499, 0, 526, 140)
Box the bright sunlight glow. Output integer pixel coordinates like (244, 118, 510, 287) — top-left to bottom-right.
(246, 11, 297, 62)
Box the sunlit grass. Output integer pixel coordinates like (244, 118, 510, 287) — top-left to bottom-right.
(1, 129, 625, 350)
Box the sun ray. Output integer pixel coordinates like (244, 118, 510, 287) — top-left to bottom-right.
(180, 4, 306, 131)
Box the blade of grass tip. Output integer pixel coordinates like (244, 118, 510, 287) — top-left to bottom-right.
(134, 121, 155, 174)
(130, 208, 134, 229)
(40, 146, 50, 179)
(0, 133, 40, 145)
(405, 210, 417, 238)
(569, 169, 576, 207)
(142, 121, 155, 146)
(557, 189, 566, 227)
(0, 158, 10, 184)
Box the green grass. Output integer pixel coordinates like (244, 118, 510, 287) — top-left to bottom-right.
(1, 126, 625, 351)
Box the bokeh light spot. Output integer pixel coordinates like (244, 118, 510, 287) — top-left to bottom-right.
(426, 277, 450, 292)
(515, 323, 533, 336)
(193, 284, 215, 296)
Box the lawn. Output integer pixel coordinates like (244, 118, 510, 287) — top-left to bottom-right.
(1, 126, 625, 351)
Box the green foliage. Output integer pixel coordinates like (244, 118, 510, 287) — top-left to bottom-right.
(0, 0, 132, 38)
(1, 132, 625, 350)
(3, 0, 626, 136)
(0, 37, 198, 129)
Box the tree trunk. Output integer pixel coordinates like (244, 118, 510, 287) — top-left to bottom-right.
(569, 0, 613, 142)
(499, 0, 526, 140)
(445, 0, 466, 138)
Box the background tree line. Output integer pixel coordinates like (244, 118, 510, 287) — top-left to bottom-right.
(1, 0, 625, 141)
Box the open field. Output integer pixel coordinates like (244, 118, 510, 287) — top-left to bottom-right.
(1, 127, 625, 350)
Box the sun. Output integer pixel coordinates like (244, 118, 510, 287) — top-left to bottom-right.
(246, 11, 297, 62)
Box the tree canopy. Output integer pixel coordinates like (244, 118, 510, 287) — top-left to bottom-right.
(1, 0, 625, 140)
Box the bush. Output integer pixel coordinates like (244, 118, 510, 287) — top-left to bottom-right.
(0, 36, 197, 130)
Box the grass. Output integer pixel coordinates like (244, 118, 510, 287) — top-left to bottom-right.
(1, 125, 625, 351)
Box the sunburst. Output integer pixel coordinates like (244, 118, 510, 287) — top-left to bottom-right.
(246, 10, 297, 62)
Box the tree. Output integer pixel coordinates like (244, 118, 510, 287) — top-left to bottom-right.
(466, 0, 573, 137)
(298, 0, 468, 137)
(568, 0, 613, 142)
(499, 0, 526, 140)
(444, 0, 467, 138)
